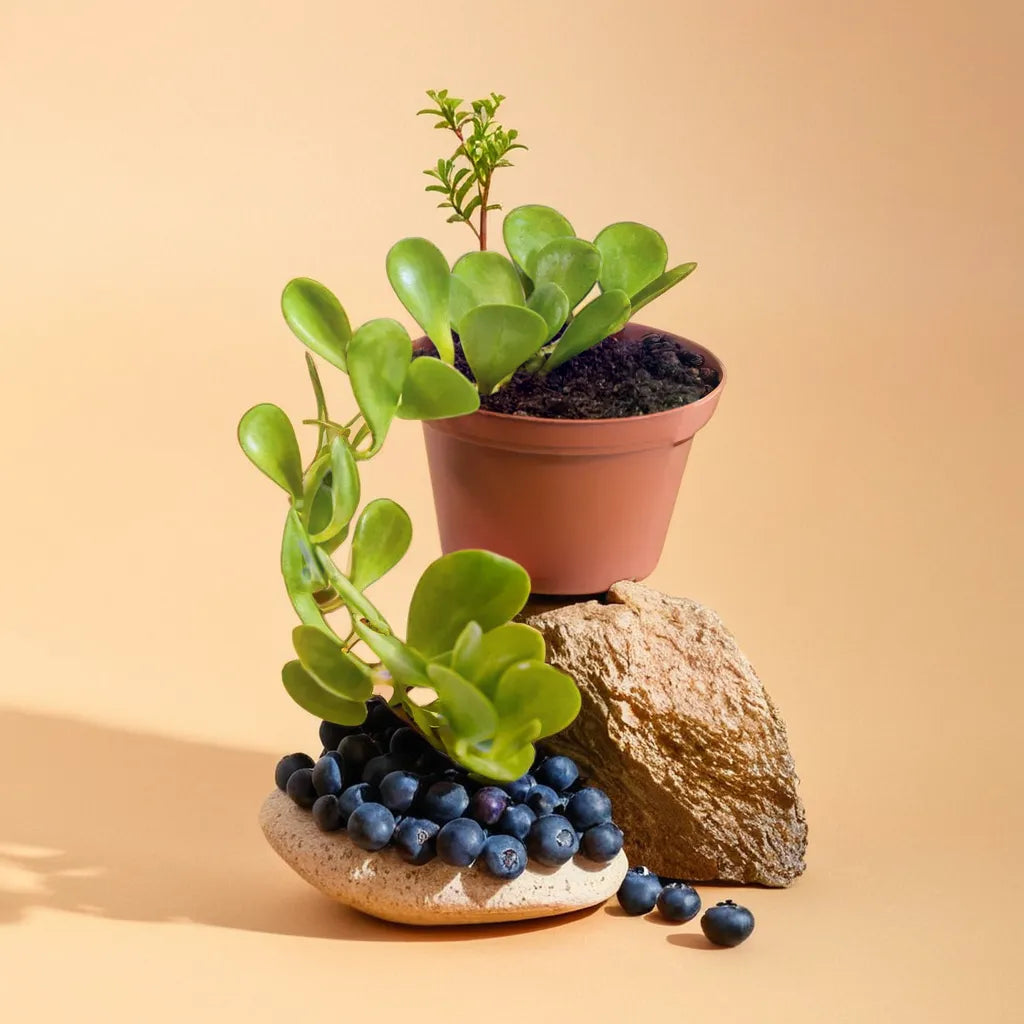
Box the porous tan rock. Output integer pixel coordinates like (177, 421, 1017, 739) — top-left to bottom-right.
(260, 790, 628, 925)
(525, 581, 807, 886)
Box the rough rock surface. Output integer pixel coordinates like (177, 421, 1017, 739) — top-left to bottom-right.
(260, 790, 629, 926)
(525, 581, 807, 886)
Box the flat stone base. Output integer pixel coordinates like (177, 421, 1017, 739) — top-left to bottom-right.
(260, 790, 628, 926)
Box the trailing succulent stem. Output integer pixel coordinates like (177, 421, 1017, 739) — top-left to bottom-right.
(239, 281, 580, 782)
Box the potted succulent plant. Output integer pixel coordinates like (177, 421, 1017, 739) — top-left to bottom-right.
(238, 342, 630, 923)
(279, 88, 725, 595)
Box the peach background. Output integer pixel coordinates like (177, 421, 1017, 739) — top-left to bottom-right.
(1, 1, 1022, 1020)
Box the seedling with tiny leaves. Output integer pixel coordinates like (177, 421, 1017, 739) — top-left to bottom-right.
(238, 282, 580, 782)
(406, 88, 699, 395)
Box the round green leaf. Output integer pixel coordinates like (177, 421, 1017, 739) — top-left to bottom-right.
(472, 623, 546, 699)
(494, 661, 581, 739)
(396, 357, 481, 420)
(502, 205, 575, 275)
(460, 304, 549, 395)
(281, 659, 368, 725)
(386, 237, 454, 363)
(305, 478, 349, 553)
(281, 278, 351, 372)
(280, 512, 333, 632)
(237, 403, 304, 498)
(353, 622, 429, 697)
(530, 237, 601, 309)
(453, 743, 536, 784)
(628, 262, 698, 314)
(407, 550, 531, 658)
(348, 318, 412, 457)
(594, 222, 668, 297)
(349, 498, 412, 590)
(448, 274, 477, 330)
(451, 621, 483, 679)
(452, 251, 525, 314)
(303, 437, 360, 544)
(526, 282, 570, 342)
(292, 625, 374, 702)
(545, 289, 631, 374)
(426, 663, 499, 744)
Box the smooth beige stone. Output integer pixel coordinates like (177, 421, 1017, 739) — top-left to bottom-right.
(260, 790, 628, 926)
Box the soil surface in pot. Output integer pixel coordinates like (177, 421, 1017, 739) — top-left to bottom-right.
(439, 332, 720, 419)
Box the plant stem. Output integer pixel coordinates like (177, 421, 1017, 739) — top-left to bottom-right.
(479, 180, 490, 250)
(305, 354, 329, 452)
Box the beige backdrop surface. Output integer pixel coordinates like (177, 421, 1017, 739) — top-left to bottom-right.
(1, 1, 1022, 1020)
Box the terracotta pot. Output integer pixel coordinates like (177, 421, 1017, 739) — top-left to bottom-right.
(418, 322, 725, 595)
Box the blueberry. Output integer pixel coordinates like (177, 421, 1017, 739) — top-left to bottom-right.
(274, 752, 314, 791)
(566, 788, 612, 830)
(469, 786, 509, 827)
(319, 720, 358, 750)
(415, 748, 453, 775)
(481, 834, 528, 880)
(526, 814, 579, 867)
(379, 771, 421, 814)
(495, 804, 536, 841)
(700, 899, 755, 947)
(346, 802, 396, 852)
(311, 794, 344, 832)
(393, 817, 439, 866)
(338, 734, 381, 781)
(534, 756, 579, 793)
(525, 784, 562, 817)
(337, 782, 378, 824)
(389, 727, 428, 759)
(657, 883, 702, 923)
(436, 817, 487, 867)
(285, 767, 318, 809)
(505, 774, 535, 803)
(421, 781, 470, 824)
(616, 866, 663, 915)
(580, 822, 624, 863)
(362, 754, 405, 790)
(312, 754, 344, 796)
(365, 696, 401, 734)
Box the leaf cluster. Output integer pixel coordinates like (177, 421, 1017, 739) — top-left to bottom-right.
(237, 280, 581, 781)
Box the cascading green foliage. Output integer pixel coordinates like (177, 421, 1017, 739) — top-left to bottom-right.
(410, 89, 698, 393)
(238, 280, 581, 782)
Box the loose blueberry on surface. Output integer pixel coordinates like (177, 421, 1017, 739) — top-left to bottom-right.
(285, 767, 318, 809)
(319, 720, 358, 750)
(495, 803, 537, 841)
(346, 802, 396, 852)
(566, 788, 613, 830)
(700, 899, 755, 947)
(338, 734, 381, 781)
(393, 817, 439, 866)
(504, 774, 535, 803)
(274, 752, 315, 792)
(657, 883, 702, 923)
(526, 814, 580, 867)
(421, 781, 470, 824)
(312, 754, 344, 797)
(436, 817, 487, 867)
(481, 834, 528, 880)
(379, 770, 421, 814)
(525, 784, 562, 817)
(337, 782, 378, 824)
(534, 756, 579, 793)
(312, 794, 345, 832)
(362, 754, 406, 790)
(469, 786, 509, 827)
(580, 821, 624, 863)
(616, 866, 663, 915)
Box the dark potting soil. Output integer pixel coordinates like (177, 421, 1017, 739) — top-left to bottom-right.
(435, 332, 720, 420)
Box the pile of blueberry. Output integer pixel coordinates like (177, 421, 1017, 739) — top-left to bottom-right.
(618, 866, 756, 947)
(273, 698, 626, 881)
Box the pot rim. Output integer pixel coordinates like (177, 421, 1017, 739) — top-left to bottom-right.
(415, 320, 726, 427)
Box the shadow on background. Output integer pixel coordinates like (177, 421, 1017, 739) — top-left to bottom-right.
(0, 708, 596, 941)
